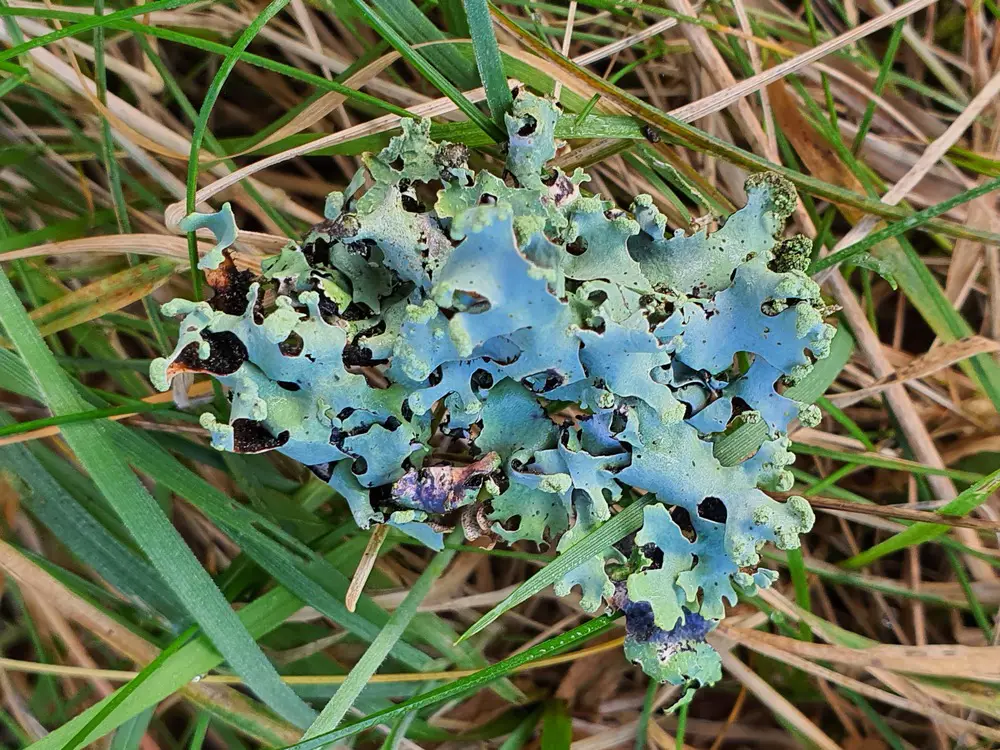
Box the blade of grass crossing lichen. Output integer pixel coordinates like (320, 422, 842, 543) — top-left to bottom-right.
(464, 0, 513, 129)
(457, 497, 651, 643)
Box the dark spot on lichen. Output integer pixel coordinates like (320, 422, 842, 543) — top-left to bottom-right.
(170, 330, 247, 377)
(698, 496, 727, 523)
(232, 419, 289, 453)
(203, 255, 256, 316)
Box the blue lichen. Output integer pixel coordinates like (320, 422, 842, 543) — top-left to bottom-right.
(151, 90, 834, 694)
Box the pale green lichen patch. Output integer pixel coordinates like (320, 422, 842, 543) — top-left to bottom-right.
(151, 89, 834, 696)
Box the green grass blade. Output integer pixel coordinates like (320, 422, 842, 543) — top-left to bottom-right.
(303, 530, 461, 737)
(457, 495, 651, 644)
(0, 269, 315, 727)
(281, 615, 619, 749)
(108, 708, 155, 750)
(367, 0, 478, 88)
(104, 422, 465, 674)
(184, 0, 293, 297)
(64, 626, 200, 750)
(841, 467, 1000, 569)
(634, 679, 657, 750)
(27, 538, 371, 749)
(851, 20, 904, 154)
(348, 0, 504, 141)
(809, 175, 1000, 274)
(0, 416, 184, 621)
(540, 700, 572, 750)
(791, 443, 982, 483)
(499, 708, 543, 750)
(0, 400, 174, 437)
(464, 0, 513, 129)
(486, 6, 1000, 246)
(0, 0, 200, 62)
(91, 0, 168, 354)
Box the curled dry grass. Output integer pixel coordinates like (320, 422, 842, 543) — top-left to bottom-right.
(2, 0, 1000, 747)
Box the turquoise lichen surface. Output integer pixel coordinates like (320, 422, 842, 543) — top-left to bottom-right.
(152, 90, 834, 693)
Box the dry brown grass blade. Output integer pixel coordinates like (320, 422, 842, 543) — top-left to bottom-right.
(344, 523, 390, 613)
(767, 79, 866, 219)
(797, 493, 1000, 530)
(164, 90, 486, 229)
(821, 66, 1000, 268)
(0, 637, 629, 685)
(829, 335, 1000, 406)
(712, 628, 1000, 742)
(774, 75, 1000, 580)
(663, 0, 772, 158)
(12, 260, 180, 342)
(572, 17, 678, 66)
(828, 272, 995, 581)
(717, 623, 1000, 680)
(671, 0, 937, 126)
(0, 235, 263, 271)
(715, 647, 842, 750)
(221, 49, 403, 158)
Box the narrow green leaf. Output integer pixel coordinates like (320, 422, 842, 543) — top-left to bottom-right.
(65, 627, 199, 750)
(809, 175, 1000, 274)
(348, 0, 505, 141)
(280, 615, 620, 749)
(458, 496, 651, 644)
(92, 0, 170, 355)
(366, 0, 477, 88)
(634, 679, 657, 750)
(486, 6, 1000, 246)
(0, 0, 201, 62)
(0, 415, 184, 620)
(0, 60, 28, 99)
(0, 269, 314, 727)
(785, 548, 813, 642)
(106, 421, 438, 670)
(945, 548, 994, 642)
(189, 713, 212, 750)
(304, 530, 461, 738)
(107, 708, 155, 750)
(851, 20, 904, 154)
(841, 467, 1000, 569)
(0, 400, 174, 438)
(674, 698, 689, 749)
(0, 210, 116, 252)
(27, 538, 371, 749)
(185, 0, 293, 297)
(498, 708, 543, 750)
(464, 0, 513, 129)
(541, 700, 572, 750)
